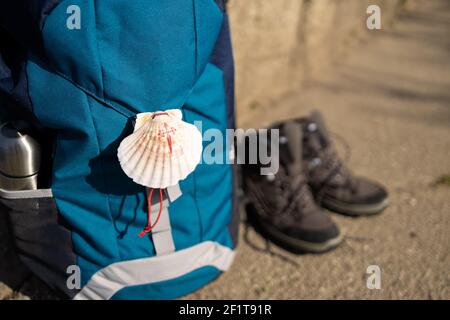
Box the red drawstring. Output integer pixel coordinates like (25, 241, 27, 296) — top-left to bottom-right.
(138, 112, 174, 238)
(138, 188, 164, 238)
(151, 112, 169, 119)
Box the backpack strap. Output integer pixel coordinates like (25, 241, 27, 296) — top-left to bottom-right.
(149, 200, 175, 255)
(148, 184, 182, 255)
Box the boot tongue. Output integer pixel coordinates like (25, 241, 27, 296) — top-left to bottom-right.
(280, 121, 303, 176)
(308, 111, 330, 146)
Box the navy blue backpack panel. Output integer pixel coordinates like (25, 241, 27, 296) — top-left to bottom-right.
(0, 0, 237, 300)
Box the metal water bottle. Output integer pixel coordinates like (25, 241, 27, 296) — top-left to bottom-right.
(0, 122, 41, 191)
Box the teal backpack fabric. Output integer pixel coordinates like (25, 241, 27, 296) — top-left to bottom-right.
(0, 0, 237, 299)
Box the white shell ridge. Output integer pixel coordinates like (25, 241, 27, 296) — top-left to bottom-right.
(117, 109, 202, 189)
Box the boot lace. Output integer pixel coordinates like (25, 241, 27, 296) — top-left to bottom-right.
(305, 127, 358, 194)
(271, 169, 318, 219)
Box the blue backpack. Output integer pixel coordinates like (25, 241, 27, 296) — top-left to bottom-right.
(0, 0, 238, 299)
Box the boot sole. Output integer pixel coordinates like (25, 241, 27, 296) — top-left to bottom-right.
(246, 205, 343, 254)
(321, 197, 389, 216)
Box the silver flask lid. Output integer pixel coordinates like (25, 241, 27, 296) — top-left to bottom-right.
(0, 122, 41, 178)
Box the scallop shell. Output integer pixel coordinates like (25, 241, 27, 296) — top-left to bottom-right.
(117, 109, 202, 189)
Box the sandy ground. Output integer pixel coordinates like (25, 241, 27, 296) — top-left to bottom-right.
(1, 0, 449, 300)
(187, 0, 450, 299)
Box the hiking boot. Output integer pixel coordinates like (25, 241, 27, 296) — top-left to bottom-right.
(298, 111, 389, 216)
(242, 121, 343, 253)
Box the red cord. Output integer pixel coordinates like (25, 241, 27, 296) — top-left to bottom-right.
(151, 112, 169, 119)
(138, 188, 164, 238)
(138, 111, 174, 238)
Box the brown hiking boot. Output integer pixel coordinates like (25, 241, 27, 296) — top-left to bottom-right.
(242, 121, 342, 253)
(298, 111, 389, 216)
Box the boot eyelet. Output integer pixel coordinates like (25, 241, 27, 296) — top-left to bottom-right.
(308, 123, 317, 132)
(280, 136, 288, 144)
(309, 157, 322, 168)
